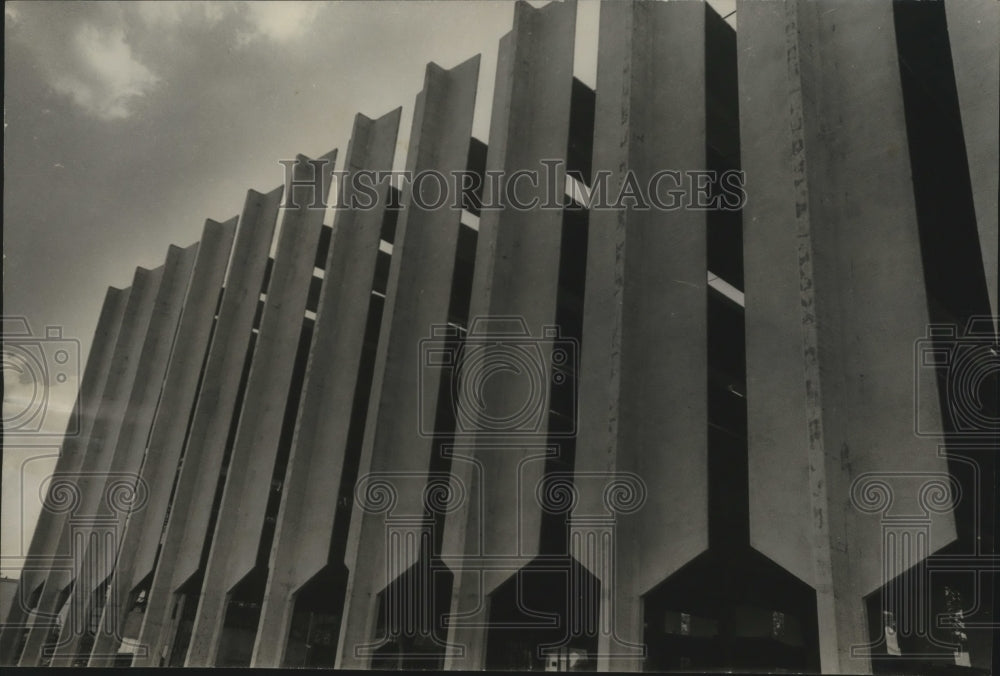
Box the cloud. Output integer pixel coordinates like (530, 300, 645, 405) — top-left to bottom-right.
(128, 1, 322, 46)
(48, 23, 159, 121)
(236, 1, 323, 46)
(132, 1, 226, 30)
(6, 1, 327, 122)
(6, 3, 160, 121)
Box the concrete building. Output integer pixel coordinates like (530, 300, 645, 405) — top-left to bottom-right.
(1, 1, 996, 673)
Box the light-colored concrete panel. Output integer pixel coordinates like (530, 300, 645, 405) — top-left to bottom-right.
(336, 56, 479, 669)
(48, 243, 198, 666)
(574, 1, 709, 670)
(740, 1, 956, 672)
(253, 110, 399, 668)
(443, 0, 576, 669)
(0, 285, 129, 665)
(134, 188, 281, 667)
(184, 150, 336, 666)
(88, 218, 237, 666)
(17, 264, 164, 666)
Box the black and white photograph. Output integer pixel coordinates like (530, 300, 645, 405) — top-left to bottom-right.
(2, 0, 997, 672)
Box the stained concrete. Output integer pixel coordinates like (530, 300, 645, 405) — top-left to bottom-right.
(573, 1, 709, 671)
(738, 1, 956, 672)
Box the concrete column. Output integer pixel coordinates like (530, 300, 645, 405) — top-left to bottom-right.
(184, 150, 337, 667)
(442, 0, 575, 669)
(47, 243, 198, 666)
(738, 1, 955, 673)
(0, 285, 129, 665)
(251, 110, 399, 668)
(573, 1, 710, 671)
(88, 218, 237, 667)
(134, 188, 281, 667)
(336, 56, 479, 669)
(16, 265, 164, 666)
(945, 0, 999, 318)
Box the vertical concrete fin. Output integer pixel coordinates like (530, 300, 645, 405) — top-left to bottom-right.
(48, 243, 197, 666)
(128, 217, 238, 590)
(163, 188, 283, 592)
(252, 110, 398, 668)
(443, 0, 576, 669)
(573, 1, 710, 668)
(739, 0, 819, 590)
(0, 285, 129, 665)
(88, 217, 237, 666)
(135, 188, 280, 667)
(336, 55, 479, 669)
(740, 1, 956, 671)
(184, 152, 336, 666)
(16, 264, 163, 666)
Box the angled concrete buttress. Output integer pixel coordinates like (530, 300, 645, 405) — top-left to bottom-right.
(0, 285, 129, 665)
(134, 188, 281, 667)
(88, 218, 238, 666)
(251, 111, 400, 668)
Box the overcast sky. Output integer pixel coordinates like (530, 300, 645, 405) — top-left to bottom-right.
(2, 0, 734, 576)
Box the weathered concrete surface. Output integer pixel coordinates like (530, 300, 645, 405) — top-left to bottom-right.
(945, 0, 999, 318)
(441, 0, 576, 669)
(184, 151, 337, 667)
(88, 218, 237, 667)
(134, 188, 281, 667)
(336, 57, 479, 669)
(738, 1, 955, 672)
(252, 111, 399, 668)
(0, 286, 129, 665)
(16, 264, 164, 666)
(47, 243, 199, 667)
(573, 1, 709, 671)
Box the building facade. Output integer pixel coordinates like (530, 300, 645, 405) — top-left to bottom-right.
(2, 0, 997, 672)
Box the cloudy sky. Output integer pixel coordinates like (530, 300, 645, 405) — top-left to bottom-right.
(2, 0, 734, 576)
